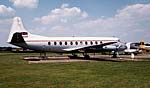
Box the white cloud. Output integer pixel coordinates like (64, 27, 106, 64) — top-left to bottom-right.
(80, 4, 150, 29)
(0, 5, 15, 16)
(34, 3, 88, 24)
(32, 3, 150, 42)
(73, 4, 150, 41)
(10, 0, 39, 8)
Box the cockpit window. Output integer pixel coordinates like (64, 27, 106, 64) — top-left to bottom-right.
(140, 42, 144, 45)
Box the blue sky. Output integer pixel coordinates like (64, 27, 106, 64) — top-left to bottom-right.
(0, 0, 150, 46)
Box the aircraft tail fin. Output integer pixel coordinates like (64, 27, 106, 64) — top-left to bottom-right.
(7, 17, 28, 43)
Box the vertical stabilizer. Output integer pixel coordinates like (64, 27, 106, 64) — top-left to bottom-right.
(7, 17, 28, 43)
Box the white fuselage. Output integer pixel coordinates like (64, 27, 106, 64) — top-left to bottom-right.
(17, 34, 119, 52)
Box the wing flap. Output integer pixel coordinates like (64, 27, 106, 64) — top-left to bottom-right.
(63, 46, 85, 51)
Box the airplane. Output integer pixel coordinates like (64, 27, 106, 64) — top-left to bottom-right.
(100, 42, 127, 54)
(7, 17, 124, 58)
(139, 41, 150, 52)
(124, 42, 140, 55)
(101, 42, 140, 55)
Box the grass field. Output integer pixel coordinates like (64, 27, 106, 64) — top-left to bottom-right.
(0, 52, 150, 88)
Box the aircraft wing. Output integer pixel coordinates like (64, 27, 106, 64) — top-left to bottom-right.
(63, 41, 117, 52)
(63, 47, 85, 51)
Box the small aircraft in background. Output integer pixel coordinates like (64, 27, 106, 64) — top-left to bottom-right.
(7, 17, 127, 58)
(101, 42, 140, 56)
(124, 42, 140, 55)
(139, 41, 150, 52)
(121, 41, 150, 55)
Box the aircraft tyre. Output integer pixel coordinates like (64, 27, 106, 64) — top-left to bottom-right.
(84, 55, 90, 59)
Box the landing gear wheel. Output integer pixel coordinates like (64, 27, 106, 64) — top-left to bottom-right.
(68, 54, 78, 59)
(84, 55, 90, 59)
(112, 52, 117, 58)
(40, 52, 47, 59)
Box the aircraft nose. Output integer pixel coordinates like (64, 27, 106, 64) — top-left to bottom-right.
(130, 43, 140, 49)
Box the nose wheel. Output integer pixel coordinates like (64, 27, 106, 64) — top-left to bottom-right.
(112, 52, 119, 58)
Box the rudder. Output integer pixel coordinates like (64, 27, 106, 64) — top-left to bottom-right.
(7, 17, 28, 43)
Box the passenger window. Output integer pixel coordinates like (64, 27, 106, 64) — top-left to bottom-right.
(95, 41, 98, 45)
(100, 41, 103, 44)
(54, 42, 57, 45)
(65, 41, 67, 45)
(85, 41, 88, 45)
(80, 41, 83, 45)
(75, 41, 78, 45)
(70, 41, 73, 45)
(59, 41, 62, 45)
(48, 42, 51, 45)
(90, 41, 93, 45)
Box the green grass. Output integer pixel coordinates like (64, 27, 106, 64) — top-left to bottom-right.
(0, 52, 150, 88)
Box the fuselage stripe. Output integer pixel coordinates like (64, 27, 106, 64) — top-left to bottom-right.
(25, 40, 118, 42)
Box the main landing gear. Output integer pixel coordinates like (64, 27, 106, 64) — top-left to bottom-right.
(68, 53, 78, 59)
(68, 53, 90, 59)
(39, 52, 47, 59)
(83, 53, 90, 59)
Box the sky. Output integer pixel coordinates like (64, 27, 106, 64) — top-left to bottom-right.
(0, 0, 150, 46)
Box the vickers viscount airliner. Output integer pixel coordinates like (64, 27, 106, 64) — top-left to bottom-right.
(7, 17, 126, 58)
